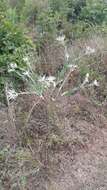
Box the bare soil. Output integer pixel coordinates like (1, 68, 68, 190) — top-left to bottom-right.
(0, 93, 107, 190)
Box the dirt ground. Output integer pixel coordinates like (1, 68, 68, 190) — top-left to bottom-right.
(0, 93, 107, 190)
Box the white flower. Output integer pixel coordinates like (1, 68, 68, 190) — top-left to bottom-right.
(8, 68, 14, 73)
(38, 75, 56, 87)
(23, 70, 30, 77)
(67, 64, 77, 70)
(8, 63, 18, 72)
(23, 56, 31, 67)
(38, 75, 46, 82)
(65, 53, 70, 61)
(10, 63, 18, 69)
(46, 76, 56, 87)
(7, 89, 18, 101)
(85, 73, 89, 83)
(23, 57, 29, 62)
(46, 76, 56, 83)
(81, 73, 89, 87)
(65, 46, 70, 61)
(85, 46, 95, 55)
(56, 35, 65, 45)
(93, 80, 99, 87)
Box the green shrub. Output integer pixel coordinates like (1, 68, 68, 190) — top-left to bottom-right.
(36, 10, 58, 35)
(48, 0, 107, 39)
(6, 7, 18, 24)
(80, 0, 107, 25)
(8, 0, 107, 39)
(0, 19, 33, 102)
(0, 0, 7, 20)
(49, 0, 68, 16)
(20, 0, 48, 25)
(67, 0, 86, 22)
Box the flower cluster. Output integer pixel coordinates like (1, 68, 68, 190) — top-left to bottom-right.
(85, 46, 95, 55)
(81, 73, 99, 88)
(38, 75, 56, 88)
(56, 35, 65, 45)
(7, 89, 18, 101)
(8, 63, 18, 73)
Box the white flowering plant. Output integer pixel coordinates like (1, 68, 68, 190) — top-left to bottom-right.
(0, 19, 34, 102)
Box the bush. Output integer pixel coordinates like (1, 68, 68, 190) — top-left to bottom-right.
(67, 0, 86, 22)
(0, 19, 33, 102)
(0, 0, 7, 20)
(8, 0, 107, 40)
(80, 0, 107, 25)
(19, 0, 48, 25)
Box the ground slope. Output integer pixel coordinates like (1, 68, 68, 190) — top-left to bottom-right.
(0, 93, 107, 190)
